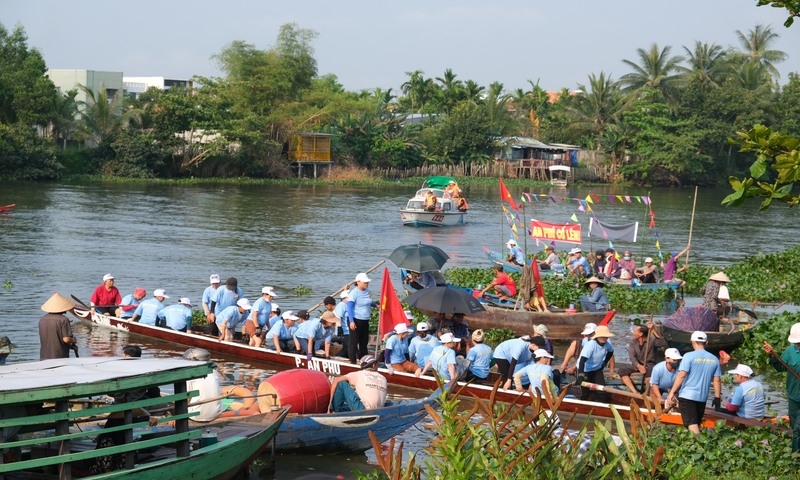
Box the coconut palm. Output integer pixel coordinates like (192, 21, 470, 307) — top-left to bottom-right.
(677, 41, 728, 89)
(400, 70, 434, 113)
(566, 72, 625, 151)
(75, 84, 142, 146)
(619, 43, 683, 99)
(734, 24, 787, 80)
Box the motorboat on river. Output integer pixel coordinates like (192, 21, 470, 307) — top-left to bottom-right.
(399, 176, 467, 227)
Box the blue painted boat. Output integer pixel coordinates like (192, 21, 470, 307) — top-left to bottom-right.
(237, 388, 441, 453)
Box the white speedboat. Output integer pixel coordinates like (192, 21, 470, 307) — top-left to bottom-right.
(399, 176, 467, 227)
(549, 165, 571, 187)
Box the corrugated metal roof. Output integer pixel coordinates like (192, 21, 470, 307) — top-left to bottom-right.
(497, 137, 565, 150)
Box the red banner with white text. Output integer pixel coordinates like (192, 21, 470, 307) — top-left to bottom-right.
(530, 219, 582, 244)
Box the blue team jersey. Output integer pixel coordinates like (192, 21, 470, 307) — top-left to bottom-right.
(409, 335, 441, 369)
(428, 345, 456, 381)
(677, 349, 721, 402)
(579, 339, 614, 372)
(133, 298, 166, 326)
(386, 334, 409, 364)
(157, 304, 192, 331)
(250, 298, 272, 327)
(215, 305, 247, 330)
(466, 343, 493, 378)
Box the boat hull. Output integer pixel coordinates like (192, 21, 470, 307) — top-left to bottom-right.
(661, 325, 747, 355)
(469, 306, 609, 339)
(400, 209, 466, 227)
(77, 312, 657, 423)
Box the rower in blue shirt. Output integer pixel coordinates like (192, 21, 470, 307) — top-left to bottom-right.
(157, 297, 193, 332)
(131, 289, 169, 326)
(216, 298, 251, 342)
(577, 325, 615, 402)
(294, 310, 337, 359)
(264, 311, 299, 353)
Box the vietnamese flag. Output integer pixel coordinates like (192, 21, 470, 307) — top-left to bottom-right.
(379, 267, 410, 336)
(499, 178, 519, 210)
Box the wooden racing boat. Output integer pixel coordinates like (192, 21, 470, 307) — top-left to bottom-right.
(468, 305, 615, 339)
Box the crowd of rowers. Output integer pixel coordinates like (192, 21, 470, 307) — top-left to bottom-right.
(505, 240, 692, 287)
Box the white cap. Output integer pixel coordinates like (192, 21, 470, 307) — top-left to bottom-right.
(569, 247, 582, 255)
(270, 303, 280, 312)
(153, 288, 169, 299)
(789, 323, 800, 343)
(730, 364, 753, 377)
(261, 286, 277, 297)
(690, 331, 708, 343)
(581, 323, 597, 336)
(282, 311, 298, 321)
(339, 290, 349, 299)
(664, 348, 683, 360)
(404, 310, 415, 320)
(506, 239, 517, 246)
(440, 333, 460, 344)
(534, 324, 548, 336)
(355, 273, 371, 283)
(236, 298, 252, 310)
(416, 322, 429, 332)
(533, 348, 554, 359)
(394, 323, 409, 334)
(209, 274, 221, 284)
(644, 257, 654, 263)
(179, 297, 192, 307)
(103, 273, 115, 281)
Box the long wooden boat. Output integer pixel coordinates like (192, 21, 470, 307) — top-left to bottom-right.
(469, 305, 613, 339)
(234, 388, 440, 453)
(0, 356, 288, 480)
(0, 203, 15, 212)
(76, 311, 683, 427)
(483, 247, 561, 276)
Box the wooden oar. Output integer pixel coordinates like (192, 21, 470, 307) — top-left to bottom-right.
(71, 294, 90, 310)
(767, 349, 800, 382)
(580, 381, 643, 400)
(307, 260, 385, 311)
(639, 318, 654, 392)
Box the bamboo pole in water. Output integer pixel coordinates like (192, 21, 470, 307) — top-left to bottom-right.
(685, 186, 698, 266)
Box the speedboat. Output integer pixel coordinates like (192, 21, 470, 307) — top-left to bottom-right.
(399, 176, 467, 227)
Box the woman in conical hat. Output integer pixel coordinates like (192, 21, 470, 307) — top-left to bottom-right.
(701, 271, 730, 310)
(39, 293, 77, 360)
(579, 276, 609, 313)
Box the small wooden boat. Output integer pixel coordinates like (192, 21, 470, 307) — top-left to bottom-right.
(469, 305, 613, 339)
(660, 306, 754, 354)
(548, 165, 571, 187)
(606, 278, 682, 291)
(235, 388, 441, 453)
(0, 356, 288, 479)
(483, 247, 562, 275)
(399, 176, 467, 227)
(0, 203, 15, 212)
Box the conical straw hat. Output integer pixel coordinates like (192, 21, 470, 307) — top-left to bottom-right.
(41, 293, 77, 313)
(709, 272, 730, 283)
(591, 325, 615, 338)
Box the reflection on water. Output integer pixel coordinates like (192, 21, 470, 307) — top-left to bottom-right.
(0, 182, 795, 478)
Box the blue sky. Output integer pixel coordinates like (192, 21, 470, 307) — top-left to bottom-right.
(5, 0, 799, 93)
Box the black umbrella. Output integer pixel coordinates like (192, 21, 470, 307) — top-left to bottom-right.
(388, 243, 450, 273)
(405, 286, 486, 315)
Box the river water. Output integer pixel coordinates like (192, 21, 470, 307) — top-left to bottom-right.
(0, 181, 795, 478)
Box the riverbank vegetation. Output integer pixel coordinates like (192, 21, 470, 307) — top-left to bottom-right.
(359, 378, 799, 479)
(2, 21, 799, 188)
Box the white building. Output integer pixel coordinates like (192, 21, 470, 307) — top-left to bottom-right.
(46, 69, 123, 105)
(123, 76, 193, 98)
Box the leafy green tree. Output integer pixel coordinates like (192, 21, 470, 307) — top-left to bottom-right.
(621, 88, 710, 184)
(0, 123, 60, 180)
(724, 124, 800, 208)
(757, 0, 800, 26)
(50, 89, 78, 149)
(775, 72, 800, 132)
(0, 23, 59, 126)
(400, 70, 435, 113)
(423, 101, 493, 165)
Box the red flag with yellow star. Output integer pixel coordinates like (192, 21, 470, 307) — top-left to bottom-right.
(379, 267, 410, 336)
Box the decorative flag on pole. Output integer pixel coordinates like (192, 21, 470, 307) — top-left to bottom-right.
(499, 178, 520, 210)
(378, 267, 410, 336)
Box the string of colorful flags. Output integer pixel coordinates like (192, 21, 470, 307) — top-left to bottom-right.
(498, 179, 667, 259)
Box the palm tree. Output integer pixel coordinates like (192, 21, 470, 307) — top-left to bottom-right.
(620, 43, 683, 99)
(400, 70, 434, 113)
(734, 24, 787, 81)
(566, 72, 625, 151)
(76, 83, 141, 146)
(677, 41, 728, 89)
(462, 80, 485, 103)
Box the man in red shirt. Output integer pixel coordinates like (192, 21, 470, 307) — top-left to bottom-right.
(90, 273, 122, 316)
(480, 264, 517, 301)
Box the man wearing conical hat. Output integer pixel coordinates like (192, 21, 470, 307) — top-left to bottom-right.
(38, 293, 77, 360)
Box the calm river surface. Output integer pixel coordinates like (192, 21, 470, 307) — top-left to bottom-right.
(0, 181, 795, 478)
